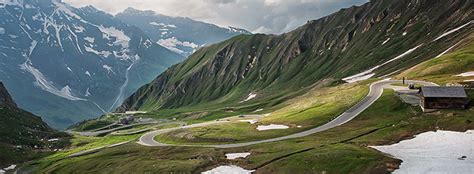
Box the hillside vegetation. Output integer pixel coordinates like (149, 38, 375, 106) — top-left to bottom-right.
(0, 82, 68, 167)
(118, 0, 473, 113)
(22, 0, 474, 173)
(397, 33, 474, 84)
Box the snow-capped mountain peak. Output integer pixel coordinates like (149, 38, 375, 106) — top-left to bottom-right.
(0, 0, 183, 128)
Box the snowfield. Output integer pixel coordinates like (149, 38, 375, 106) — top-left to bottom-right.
(102, 65, 114, 74)
(98, 26, 131, 48)
(239, 120, 258, 124)
(342, 44, 422, 83)
(434, 20, 473, 41)
(240, 93, 257, 103)
(202, 165, 254, 174)
(371, 130, 474, 174)
(157, 37, 199, 54)
(256, 124, 289, 131)
(1, 164, 16, 174)
(456, 71, 474, 77)
(225, 152, 251, 159)
(382, 38, 390, 45)
(150, 22, 177, 28)
(85, 46, 112, 57)
(436, 41, 461, 58)
(21, 60, 86, 101)
(84, 37, 95, 43)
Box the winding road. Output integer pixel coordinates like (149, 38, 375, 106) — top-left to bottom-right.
(138, 80, 437, 148)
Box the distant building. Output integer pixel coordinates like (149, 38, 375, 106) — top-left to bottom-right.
(419, 86, 469, 111)
(118, 115, 134, 125)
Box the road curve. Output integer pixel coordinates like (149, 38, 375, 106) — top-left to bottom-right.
(138, 80, 436, 148)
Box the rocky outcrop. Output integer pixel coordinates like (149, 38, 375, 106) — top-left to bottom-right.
(0, 82, 17, 108)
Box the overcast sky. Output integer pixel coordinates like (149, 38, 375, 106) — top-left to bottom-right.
(64, 0, 368, 34)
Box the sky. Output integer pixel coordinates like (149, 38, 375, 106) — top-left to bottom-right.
(64, 0, 368, 34)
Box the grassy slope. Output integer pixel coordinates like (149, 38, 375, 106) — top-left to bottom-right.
(25, 134, 140, 172)
(0, 106, 69, 167)
(396, 34, 474, 84)
(155, 81, 370, 144)
(119, 0, 473, 115)
(247, 90, 473, 173)
(28, 27, 474, 174)
(30, 89, 473, 173)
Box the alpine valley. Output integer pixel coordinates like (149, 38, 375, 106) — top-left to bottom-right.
(0, 0, 247, 129)
(1, 0, 473, 173)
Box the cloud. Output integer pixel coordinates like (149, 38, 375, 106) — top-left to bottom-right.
(64, 0, 368, 34)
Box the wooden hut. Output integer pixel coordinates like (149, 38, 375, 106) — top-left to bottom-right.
(419, 86, 469, 111)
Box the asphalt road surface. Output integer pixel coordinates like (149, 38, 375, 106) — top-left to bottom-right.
(138, 80, 437, 148)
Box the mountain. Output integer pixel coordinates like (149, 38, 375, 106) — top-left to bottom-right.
(0, 82, 16, 108)
(117, 0, 473, 112)
(0, 82, 64, 167)
(0, 0, 184, 128)
(116, 8, 251, 56)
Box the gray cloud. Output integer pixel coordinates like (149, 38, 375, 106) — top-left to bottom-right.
(64, 0, 368, 34)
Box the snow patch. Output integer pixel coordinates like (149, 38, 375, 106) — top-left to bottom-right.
(456, 71, 474, 77)
(84, 37, 95, 43)
(226, 153, 251, 160)
(48, 138, 59, 142)
(85, 46, 111, 58)
(3, 164, 16, 171)
(202, 165, 254, 174)
(21, 59, 86, 101)
(74, 25, 85, 33)
(402, 31, 407, 36)
(240, 93, 257, 103)
(53, 1, 83, 20)
(434, 21, 473, 41)
(0, 0, 21, 7)
(343, 72, 375, 84)
(157, 37, 198, 54)
(85, 71, 91, 77)
(98, 26, 130, 48)
(371, 130, 474, 174)
(150, 22, 176, 28)
(256, 124, 289, 131)
(343, 44, 423, 83)
(227, 26, 248, 34)
(239, 120, 258, 124)
(382, 38, 390, 45)
(125, 111, 147, 114)
(85, 87, 91, 97)
(60, 86, 77, 99)
(102, 65, 114, 74)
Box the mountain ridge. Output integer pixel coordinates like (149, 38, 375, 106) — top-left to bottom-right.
(0, 82, 17, 108)
(0, 0, 184, 128)
(117, 0, 473, 112)
(0, 81, 64, 167)
(116, 7, 251, 56)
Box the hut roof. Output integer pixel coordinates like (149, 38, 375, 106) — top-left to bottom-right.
(421, 86, 467, 98)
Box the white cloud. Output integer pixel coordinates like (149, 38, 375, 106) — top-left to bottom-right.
(64, 0, 368, 34)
